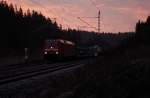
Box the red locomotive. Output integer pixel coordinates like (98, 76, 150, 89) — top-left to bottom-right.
(43, 39, 76, 60)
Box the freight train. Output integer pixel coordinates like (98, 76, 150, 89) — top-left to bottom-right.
(43, 39, 102, 60)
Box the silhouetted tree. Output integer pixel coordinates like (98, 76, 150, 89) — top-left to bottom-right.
(136, 16, 150, 44)
(0, 1, 60, 56)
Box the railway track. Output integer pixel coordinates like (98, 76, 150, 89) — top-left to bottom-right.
(0, 59, 91, 86)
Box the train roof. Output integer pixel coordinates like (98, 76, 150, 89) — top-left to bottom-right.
(45, 39, 75, 45)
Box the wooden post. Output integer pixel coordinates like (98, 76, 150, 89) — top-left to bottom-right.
(24, 48, 28, 61)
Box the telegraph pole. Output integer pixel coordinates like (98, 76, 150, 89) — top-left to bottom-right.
(98, 10, 100, 33)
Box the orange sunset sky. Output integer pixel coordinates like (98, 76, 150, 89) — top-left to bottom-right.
(4, 0, 150, 33)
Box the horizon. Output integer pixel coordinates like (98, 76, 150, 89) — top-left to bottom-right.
(4, 0, 150, 33)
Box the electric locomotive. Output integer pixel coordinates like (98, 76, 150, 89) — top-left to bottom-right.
(43, 39, 76, 60)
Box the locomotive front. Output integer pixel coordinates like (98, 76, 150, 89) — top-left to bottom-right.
(43, 39, 76, 60)
(43, 39, 59, 59)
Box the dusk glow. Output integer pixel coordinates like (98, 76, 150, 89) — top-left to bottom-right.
(5, 0, 150, 32)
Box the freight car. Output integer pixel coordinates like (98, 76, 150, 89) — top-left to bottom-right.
(76, 45, 102, 57)
(43, 39, 76, 60)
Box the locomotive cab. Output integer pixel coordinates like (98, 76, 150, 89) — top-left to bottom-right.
(43, 39, 76, 60)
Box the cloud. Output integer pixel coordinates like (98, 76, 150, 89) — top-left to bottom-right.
(113, 6, 149, 21)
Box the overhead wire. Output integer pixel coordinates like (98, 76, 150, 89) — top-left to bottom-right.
(30, 0, 99, 31)
(88, 0, 99, 10)
(77, 17, 97, 31)
(75, 0, 100, 31)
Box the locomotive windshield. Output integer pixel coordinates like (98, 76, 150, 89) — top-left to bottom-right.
(45, 40, 58, 48)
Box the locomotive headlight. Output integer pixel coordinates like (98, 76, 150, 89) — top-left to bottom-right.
(44, 51, 48, 54)
(56, 51, 59, 55)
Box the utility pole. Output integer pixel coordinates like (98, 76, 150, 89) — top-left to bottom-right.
(98, 10, 100, 33)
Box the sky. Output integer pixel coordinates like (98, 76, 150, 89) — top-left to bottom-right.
(4, 0, 150, 33)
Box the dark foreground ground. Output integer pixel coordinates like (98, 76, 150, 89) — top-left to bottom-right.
(61, 44, 150, 98)
(0, 45, 150, 98)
